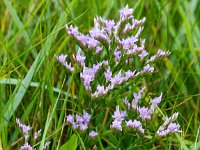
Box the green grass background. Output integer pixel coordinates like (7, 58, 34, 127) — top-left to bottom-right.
(0, 0, 200, 149)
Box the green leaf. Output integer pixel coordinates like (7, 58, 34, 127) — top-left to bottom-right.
(59, 134, 78, 150)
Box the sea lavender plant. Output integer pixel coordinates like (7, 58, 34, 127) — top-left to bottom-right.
(16, 118, 50, 150)
(57, 5, 180, 148)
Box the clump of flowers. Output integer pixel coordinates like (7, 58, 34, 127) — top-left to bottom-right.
(56, 5, 180, 148)
(66, 110, 91, 131)
(16, 118, 50, 150)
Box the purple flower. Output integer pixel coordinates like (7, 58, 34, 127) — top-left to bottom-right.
(139, 50, 148, 60)
(20, 143, 35, 150)
(66, 114, 74, 124)
(55, 54, 74, 72)
(138, 106, 151, 120)
(123, 97, 130, 110)
(82, 110, 91, 124)
(80, 123, 88, 131)
(147, 49, 171, 63)
(126, 119, 144, 133)
(89, 131, 98, 138)
(73, 49, 85, 66)
(110, 120, 122, 131)
(119, 5, 133, 21)
(76, 114, 84, 125)
(112, 105, 127, 122)
(16, 118, 32, 141)
(140, 64, 154, 74)
(131, 87, 145, 111)
(43, 141, 51, 150)
(66, 25, 79, 37)
(34, 129, 42, 141)
(66, 110, 91, 131)
(55, 54, 67, 65)
(148, 93, 162, 114)
(104, 67, 112, 82)
(156, 112, 180, 137)
(114, 49, 121, 61)
(95, 46, 103, 53)
(110, 71, 123, 85)
(167, 122, 180, 133)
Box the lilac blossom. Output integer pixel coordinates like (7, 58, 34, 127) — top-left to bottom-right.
(156, 113, 180, 137)
(72, 49, 86, 66)
(148, 94, 162, 114)
(131, 87, 145, 111)
(112, 105, 127, 122)
(114, 48, 121, 62)
(126, 119, 144, 133)
(138, 106, 151, 120)
(55, 54, 74, 72)
(66, 114, 74, 125)
(43, 141, 51, 150)
(34, 129, 42, 141)
(20, 143, 35, 150)
(110, 120, 123, 131)
(119, 5, 133, 21)
(89, 131, 98, 138)
(104, 67, 112, 82)
(66, 110, 91, 131)
(110, 106, 127, 131)
(56, 5, 179, 139)
(16, 118, 32, 141)
(147, 49, 171, 64)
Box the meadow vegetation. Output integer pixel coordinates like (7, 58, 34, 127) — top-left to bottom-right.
(0, 0, 200, 149)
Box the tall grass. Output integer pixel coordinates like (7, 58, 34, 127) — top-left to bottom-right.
(0, 0, 200, 149)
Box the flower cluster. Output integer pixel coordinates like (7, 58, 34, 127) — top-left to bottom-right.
(110, 105, 127, 131)
(66, 110, 91, 131)
(66, 111, 99, 138)
(156, 112, 180, 136)
(56, 4, 180, 146)
(56, 5, 170, 99)
(16, 118, 50, 150)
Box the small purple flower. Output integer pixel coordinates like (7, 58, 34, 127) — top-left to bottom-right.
(55, 54, 74, 72)
(73, 49, 85, 66)
(104, 67, 112, 82)
(66, 25, 79, 37)
(139, 50, 148, 60)
(79, 123, 88, 131)
(123, 97, 130, 110)
(114, 49, 121, 61)
(131, 87, 145, 111)
(126, 119, 144, 133)
(66, 114, 74, 124)
(82, 110, 91, 124)
(34, 129, 42, 141)
(20, 143, 35, 150)
(119, 5, 133, 21)
(125, 70, 135, 80)
(167, 122, 180, 133)
(16, 118, 32, 141)
(95, 46, 103, 53)
(89, 131, 98, 138)
(43, 141, 51, 150)
(66, 110, 91, 131)
(55, 54, 67, 65)
(138, 106, 151, 120)
(140, 64, 154, 74)
(112, 105, 127, 122)
(110, 71, 123, 85)
(76, 114, 84, 125)
(110, 120, 122, 131)
(156, 112, 180, 137)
